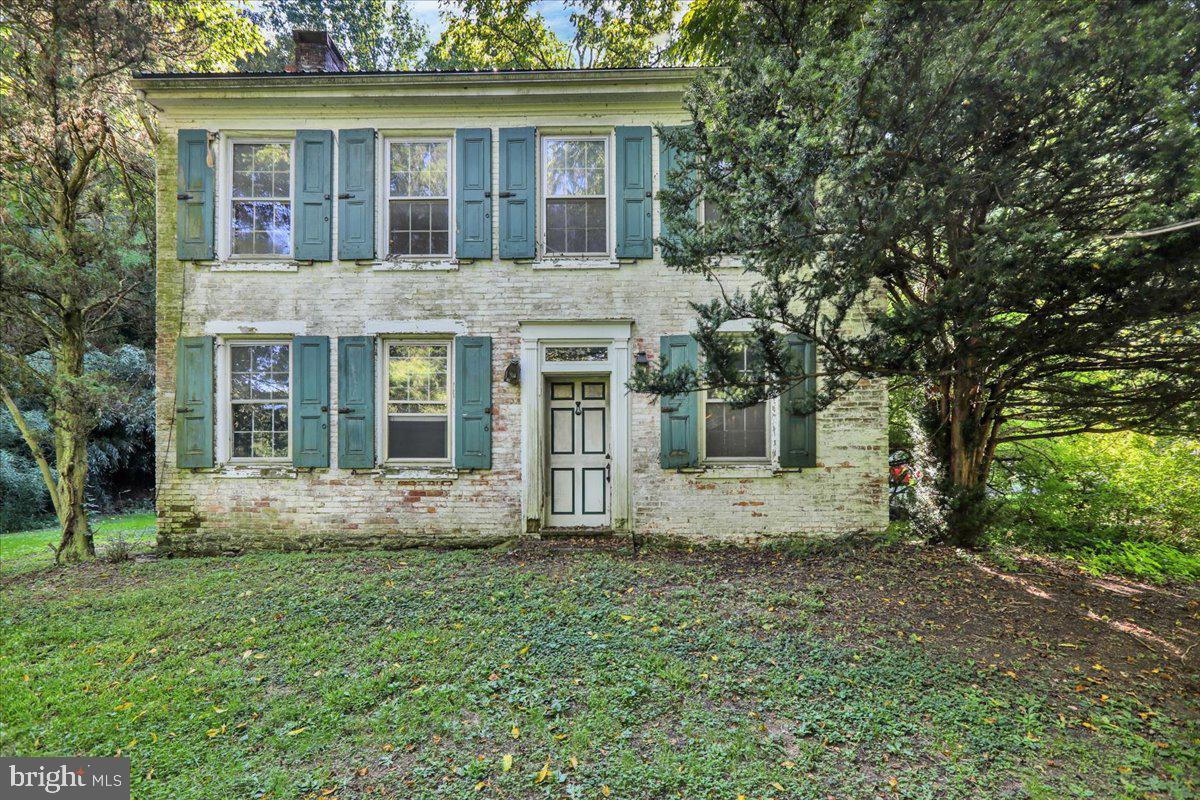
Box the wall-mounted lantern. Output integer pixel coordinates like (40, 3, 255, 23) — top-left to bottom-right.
(503, 358, 521, 385)
(634, 351, 651, 370)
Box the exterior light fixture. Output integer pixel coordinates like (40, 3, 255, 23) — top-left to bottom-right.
(503, 358, 521, 385)
(635, 351, 651, 369)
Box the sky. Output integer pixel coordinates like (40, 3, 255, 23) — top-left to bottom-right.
(403, 1, 578, 43)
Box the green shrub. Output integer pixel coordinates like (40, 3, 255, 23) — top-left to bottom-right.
(0, 444, 51, 533)
(991, 432, 1200, 580)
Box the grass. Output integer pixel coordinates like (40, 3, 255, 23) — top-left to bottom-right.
(0, 511, 156, 571)
(1, 533, 1196, 800)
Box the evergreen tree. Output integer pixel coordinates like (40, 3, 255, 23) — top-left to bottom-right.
(635, 0, 1200, 547)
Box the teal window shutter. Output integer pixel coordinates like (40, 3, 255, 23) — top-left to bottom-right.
(292, 336, 330, 467)
(338, 129, 376, 260)
(336, 336, 375, 468)
(175, 336, 214, 468)
(615, 126, 653, 259)
(455, 128, 493, 259)
(659, 334, 699, 468)
(656, 126, 693, 248)
(294, 131, 333, 260)
(498, 127, 535, 259)
(454, 336, 492, 469)
(176, 130, 214, 260)
(779, 335, 817, 468)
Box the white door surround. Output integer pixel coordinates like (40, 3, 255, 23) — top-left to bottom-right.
(518, 320, 632, 534)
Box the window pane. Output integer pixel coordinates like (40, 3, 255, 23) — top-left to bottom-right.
(231, 400, 289, 459)
(544, 139, 605, 196)
(388, 343, 448, 405)
(231, 143, 292, 256)
(702, 199, 723, 226)
(705, 401, 767, 459)
(229, 342, 290, 460)
(545, 346, 608, 362)
(389, 199, 450, 256)
(390, 141, 448, 198)
(231, 143, 290, 200)
(232, 201, 291, 256)
(545, 198, 606, 255)
(387, 418, 448, 460)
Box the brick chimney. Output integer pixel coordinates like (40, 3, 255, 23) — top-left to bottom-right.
(291, 30, 347, 73)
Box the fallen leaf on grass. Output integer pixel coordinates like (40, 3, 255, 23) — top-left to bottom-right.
(501, 754, 512, 772)
(287, 726, 308, 736)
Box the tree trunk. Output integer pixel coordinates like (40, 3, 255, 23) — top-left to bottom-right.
(52, 319, 95, 563)
(922, 373, 1003, 549)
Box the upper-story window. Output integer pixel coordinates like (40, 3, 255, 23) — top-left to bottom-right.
(230, 141, 293, 257)
(703, 337, 769, 462)
(387, 139, 451, 258)
(543, 137, 608, 256)
(228, 340, 291, 461)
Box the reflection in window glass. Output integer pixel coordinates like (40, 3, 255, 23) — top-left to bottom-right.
(704, 338, 768, 460)
(543, 138, 607, 255)
(545, 346, 608, 362)
(230, 343, 290, 459)
(388, 141, 450, 257)
(231, 143, 292, 256)
(702, 198, 723, 227)
(387, 342, 450, 460)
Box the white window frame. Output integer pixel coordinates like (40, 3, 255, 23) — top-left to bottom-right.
(219, 136, 296, 261)
(539, 133, 613, 259)
(217, 337, 294, 464)
(379, 136, 454, 261)
(377, 337, 455, 465)
(699, 337, 772, 465)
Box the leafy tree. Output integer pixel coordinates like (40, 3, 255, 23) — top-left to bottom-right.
(636, 0, 1200, 547)
(238, 0, 427, 71)
(424, 0, 679, 70)
(0, 0, 259, 561)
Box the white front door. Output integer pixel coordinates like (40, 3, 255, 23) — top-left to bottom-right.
(546, 377, 611, 528)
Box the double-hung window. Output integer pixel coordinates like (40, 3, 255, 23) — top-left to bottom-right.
(228, 341, 291, 461)
(230, 141, 293, 257)
(701, 198, 723, 227)
(703, 338, 769, 462)
(384, 341, 451, 461)
(543, 137, 608, 256)
(387, 139, 451, 258)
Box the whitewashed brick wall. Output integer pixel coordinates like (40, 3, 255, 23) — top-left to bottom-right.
(150, 78, 889, 553)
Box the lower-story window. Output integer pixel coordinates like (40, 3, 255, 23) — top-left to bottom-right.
(229, 340, 291, 460)
(385, 340, 451, 461)
(703, 338, 768, 462)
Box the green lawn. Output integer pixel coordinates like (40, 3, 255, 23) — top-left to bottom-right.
(1, 537, 1196, 799)
(0, 512, 156, 570)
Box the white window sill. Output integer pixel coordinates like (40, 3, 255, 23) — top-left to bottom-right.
(372, 465, 460, 480)
(211, 464, 299, 478)
(372, 259, 460, 272)
(210, 260, 299, 273)
(531, 258, 622, 270)
(711, 256, 747, 271)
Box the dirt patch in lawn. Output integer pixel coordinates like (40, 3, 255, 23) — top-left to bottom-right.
(502, 538, 1200, 715)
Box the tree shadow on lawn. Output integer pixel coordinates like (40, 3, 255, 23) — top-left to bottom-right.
(2, 538, 1197, 799)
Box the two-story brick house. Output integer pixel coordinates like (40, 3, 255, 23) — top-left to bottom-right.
(134, 36, 888, 554)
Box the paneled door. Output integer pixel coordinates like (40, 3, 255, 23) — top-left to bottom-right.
(546, 378, 611, 528)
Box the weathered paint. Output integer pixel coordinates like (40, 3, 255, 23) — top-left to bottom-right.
(145, 71, 888, 554)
